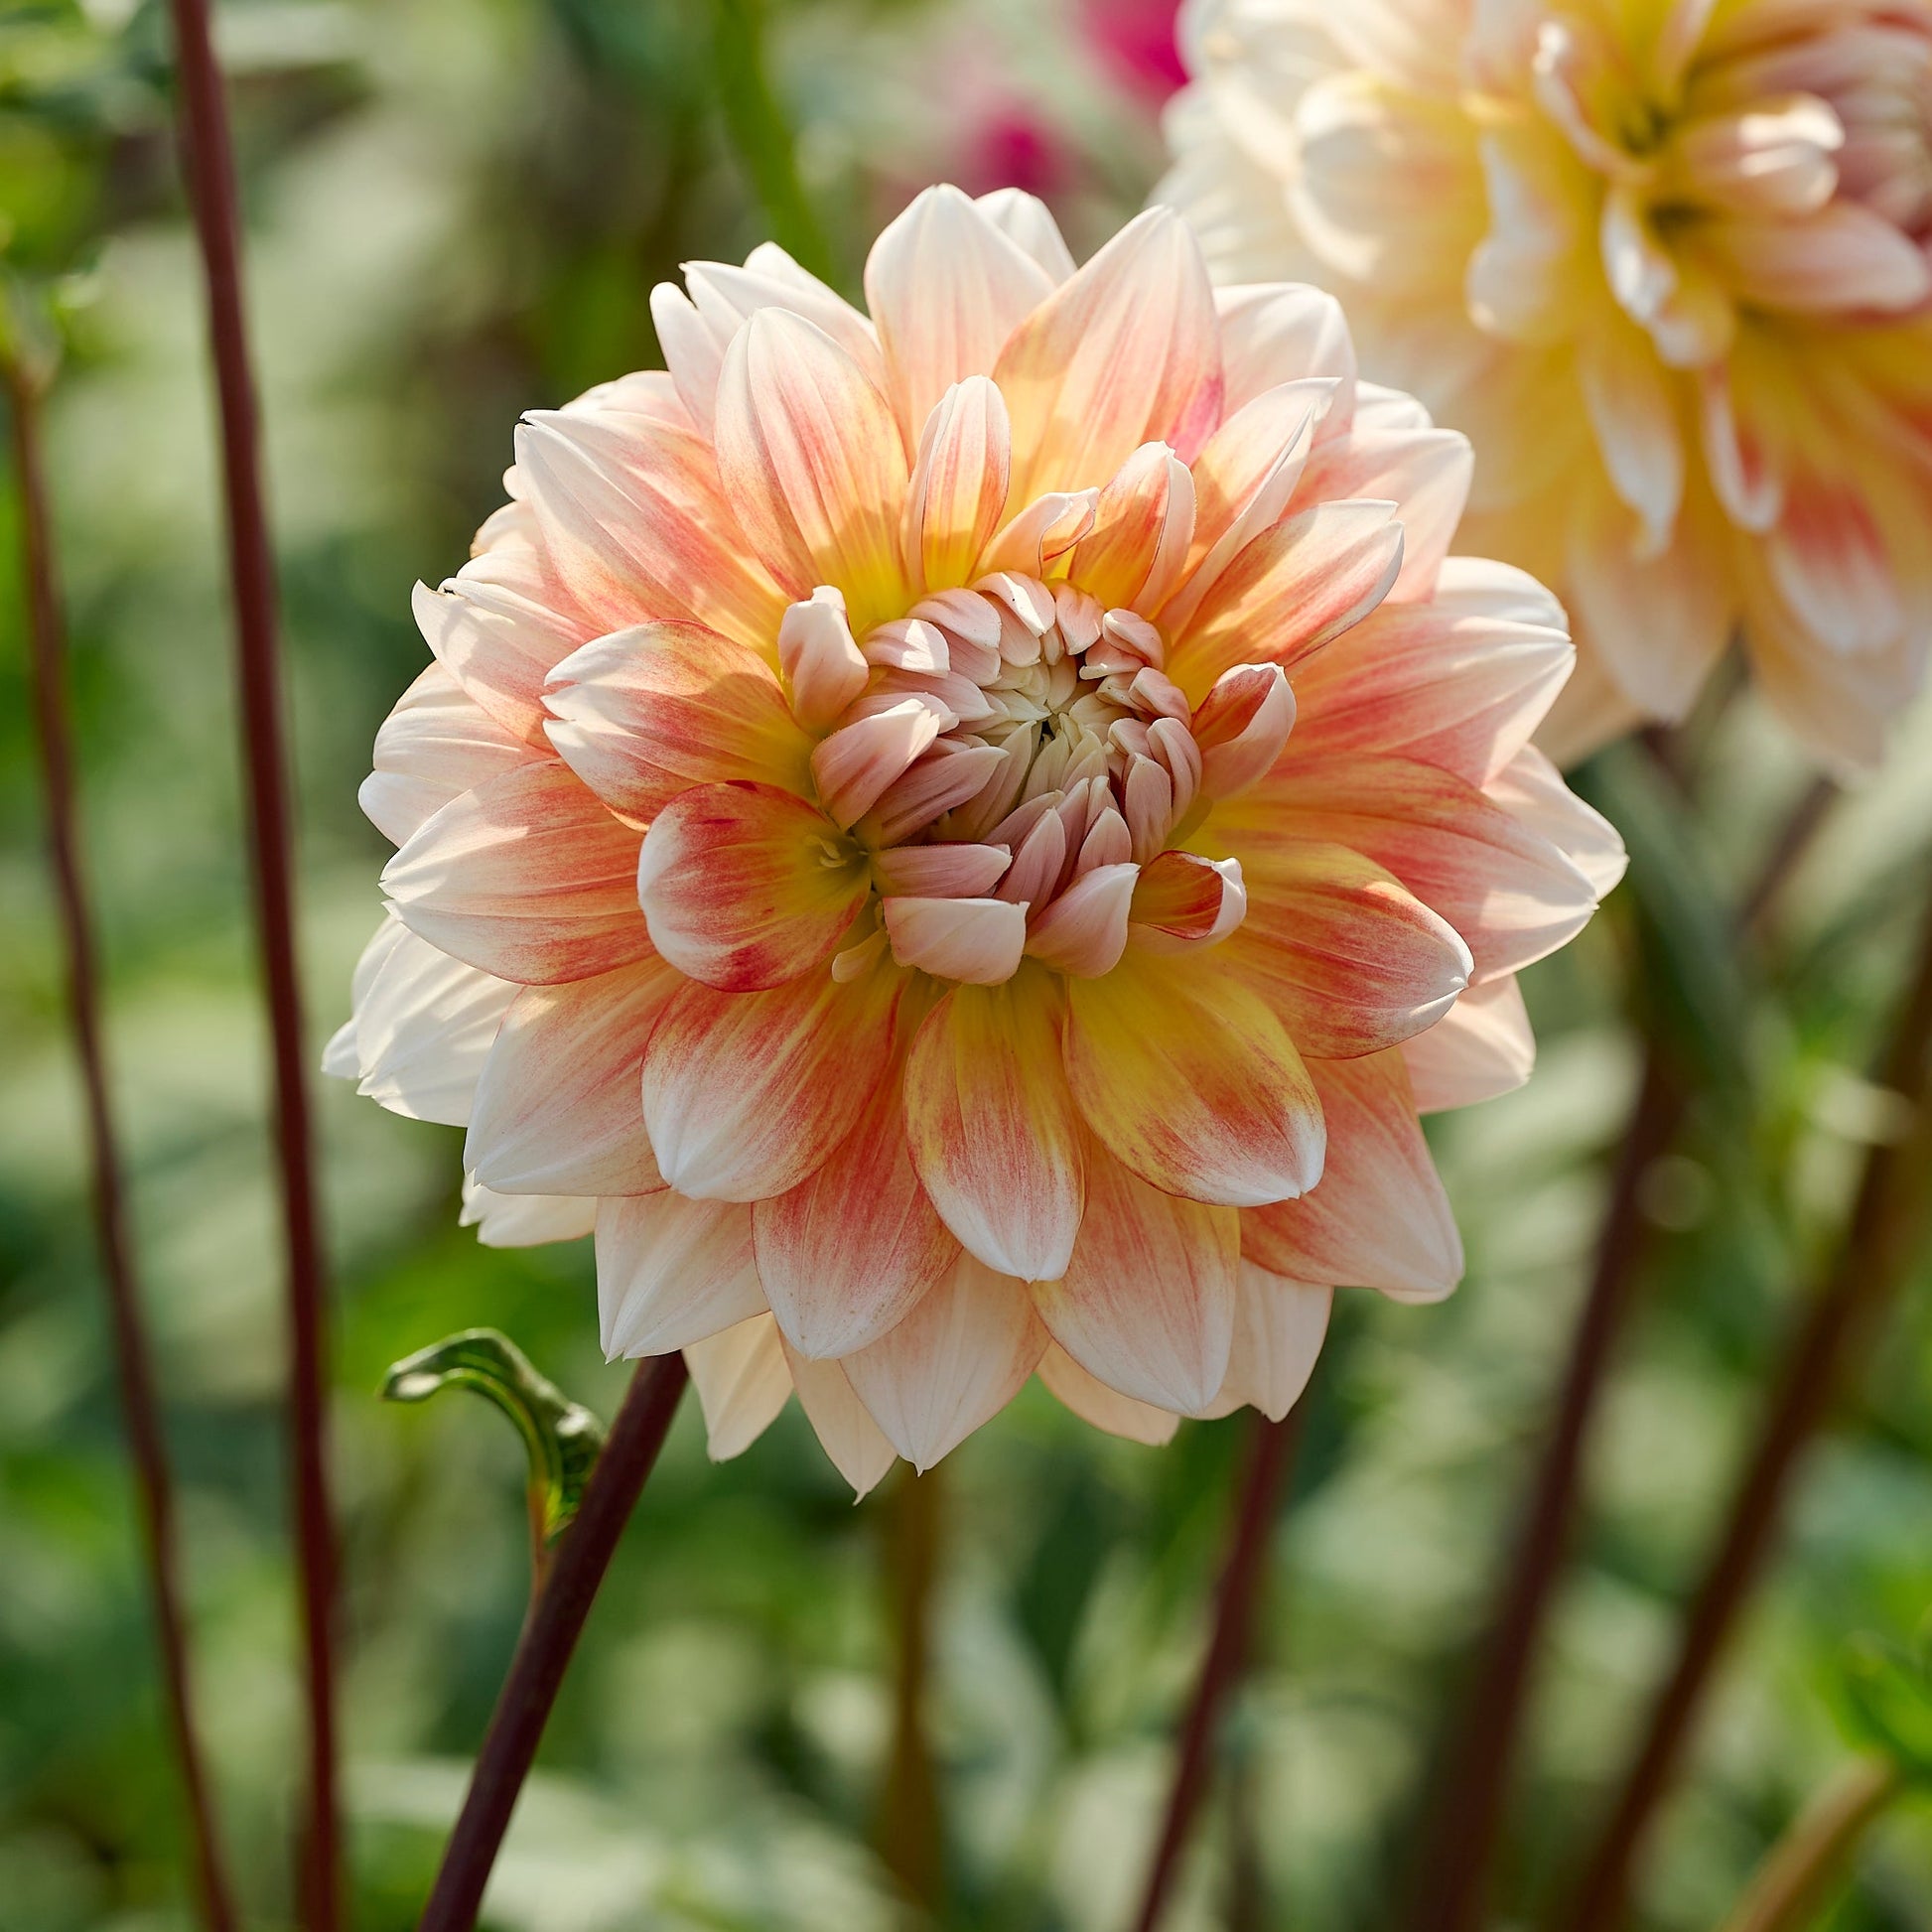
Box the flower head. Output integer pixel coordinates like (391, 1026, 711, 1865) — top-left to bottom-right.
(1165, 0, 1932, 769)
(329, 187, 1619, 1492)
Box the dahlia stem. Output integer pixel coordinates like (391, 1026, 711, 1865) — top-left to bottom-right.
(1558, 881, 1932, 1932)
(708, 0, 838, 283)
(1130, 1407, 1305, 1932)
(162, 4, 340, 1922)
(1715, 1757, 1900, 1932)
(1402, 767, 1840, 1932)
(5, 324, 242, 1932)
(418, 1355, 689, 1932)
(878, 1462, 943, 1908)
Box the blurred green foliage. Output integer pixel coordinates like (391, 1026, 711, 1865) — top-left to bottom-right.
(3, 2, 1932, 1930)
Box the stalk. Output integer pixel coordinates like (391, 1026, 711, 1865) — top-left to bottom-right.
(5, 322, 242, 1932)
(418, 1355, 689, 1932)
(1559, 884, 1932, 1932)
(1716, 1758, 1900, 1932)
(162, 3, 340, 1921)
(1130, 1408, 1304, 1932)
(878, 1462, 943, 1909)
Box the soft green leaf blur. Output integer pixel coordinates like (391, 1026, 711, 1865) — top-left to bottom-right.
(4, 2, 1932, 1930)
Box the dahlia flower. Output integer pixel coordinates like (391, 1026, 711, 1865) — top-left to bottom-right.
(1163, 0, 1932, 769)
(328, 186, 1620, 1492)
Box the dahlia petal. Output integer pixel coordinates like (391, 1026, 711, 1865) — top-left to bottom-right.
(1464, 128, 1592, 345)
(1217, 835, 1473, 1055)
(466, 961, 675, 1195)
(1191, 663, 1297, 799)
(1294, 425, 1473, 602)
(1193, 1266, 1332, 1422)
(780, 1340, 898, 1497)
(1169, 498, 1404, 697)
(882, 895, 1030, 984)
(459, 1174, 598, 1249)
(1400, 975, 1535, 1112)
(1242, 1052, 1461, 1302)
(865, 184, 1057, 439)
(1483, 746, 1627, 897)
(1127, 851, 1248, 954)
(544, 623, 810, 821)
(1034, 1147, 1239, 1413)
(905, 376, 1014, 591)
(1578, 315, 1684, 555)
(776, 587, 872, 731)
(974, 187, 1077, 282)
(980, 490, 1099, 577)
(1024, 863, 1140, 978)
(715, 309, 911, 627)
(1698, 361, 1783, 533)
(902, 970, 1085, 1281)
(649, 280, 732, 437)
(812, 698, 945, 828)
(597, 1192, 766, 1357)
(1213, 283, 1357, 429)
(413, 576, 586, 746)
(1673, 95, 1844, 216)
(1066, 950, 1324, 1205)
(1706, 203, 1932, 314)
(1766, 469, 1904, 656)
(867, 741, 1011, 844)
(753, 1063, 959, 1358)
(637, 783, 868, 992)
(1744, 578, 1914, 774)
(1068, 443, 1196, 613)
(683, 1312, 792, 1460)
(689, 246, 887, 384)
(1035, 1342, 1179, 1445)
(360, 663, 540, 847)
(993, 207, 1222, 500)
(872, 842, 1012, 897)
(842, 1253, 1047, 1468)
(382, 761, 651, 984)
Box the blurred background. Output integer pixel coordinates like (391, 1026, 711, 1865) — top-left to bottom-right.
(5, 2, 1932, 1928)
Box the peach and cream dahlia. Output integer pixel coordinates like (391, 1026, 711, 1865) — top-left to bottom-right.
(327, 187, 1621, 1494)
(1162, 0, 1932, 768)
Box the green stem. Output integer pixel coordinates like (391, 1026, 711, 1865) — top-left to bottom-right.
(1716, 1758, 1901, 1932)
(877, 1462, 943, 1908)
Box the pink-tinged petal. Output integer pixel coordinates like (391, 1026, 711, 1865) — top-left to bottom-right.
(867, 741, 1011, 845)
(1230, 754, 1597, 981)
(459, 1175, 598, 1250)
(754, 1063, 960, 1358)
(714, 309, 911, 628)
(1213, 283, 1358, 430)
(1294, 425, 1473, 602)
(1483, 746, 1627, 897)
(1168, 499, 1404, 698)
(1599, 185, 1737, 365)
(513, 409, 789, 649)
(1698, 361, 1782, 532)
(1577, 315, 1683, 556)
(360, 663, 541, 847)
(842, 1253, 1047, 1468)
(812, 699, 944, 829)
(997, 810, 1067, 907)
(865, 185, 1057, 438)
(637, 783, 868, 992)
(1067, 443, 1197, 613)
(1401, 975, 1535, 1112)
(902, 969, 1086, 1281)
(544, 622, 811, 821)
(778, 588, 872, 732)
(979, 490, 1098, 577)
(1287, 584, 1573, 785)
(1064, 951, 1323, 1206)
(683, 1312, 792, 1460)
(1035, 1342, 1179, 1445)
(1191, 664, 1297, 799)
(1672, 95, 1843, 216)
(563, 368, 695, 430)
(904, 376, 1013, 591)
(466, 961, 676, 1195)
(1464, 128, 1592, 345)
(597, 1192, 765, 1357)
(1743, 577, 1915, 776)
(872, 842, 1012, 897)
(1025, 864, 1140, 978)
(686, 245, 888, 389)
(780, 1340, 898, 1497)
(994, 207, 1222, 500)
(641, 960, 901, 1202)
(1766, 469, 1904, 656)
(382, 761, 650, 985)
(975, 187, 1077, 283)
(1034, 1146, 1239, 1413)
(1705, 203, 1932, 314)
(1242, 1051, 1461, 1302)
(344, 918, 517, 1126)
(1215, 836, 1472, 1057)
(412, 576, 589, 746)
(649, 280, 732, 438)
(883, 896, 1030, 984)
(1128, 851, 1248, 954)
(1192, 1267, 1332, 1422)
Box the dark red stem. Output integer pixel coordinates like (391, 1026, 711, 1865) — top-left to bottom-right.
(419, 1355, 690, 1932)
(161, 3, 339, 1923)
(1131, 1408, 1304, 1932)
(1558, 889, 1932, 1932)
(8, 347, 242, 1932)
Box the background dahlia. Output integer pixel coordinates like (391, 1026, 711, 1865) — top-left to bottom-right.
(1163, 0, 1932, 769)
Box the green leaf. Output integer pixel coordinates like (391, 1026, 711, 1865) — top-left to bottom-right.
(381, 1329, 606, 1547)
(1829, 1629, 1932, 1786)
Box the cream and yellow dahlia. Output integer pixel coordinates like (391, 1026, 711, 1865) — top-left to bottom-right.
(1164, 0, 1932, 768)
(327, 187, 1620, 1492)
